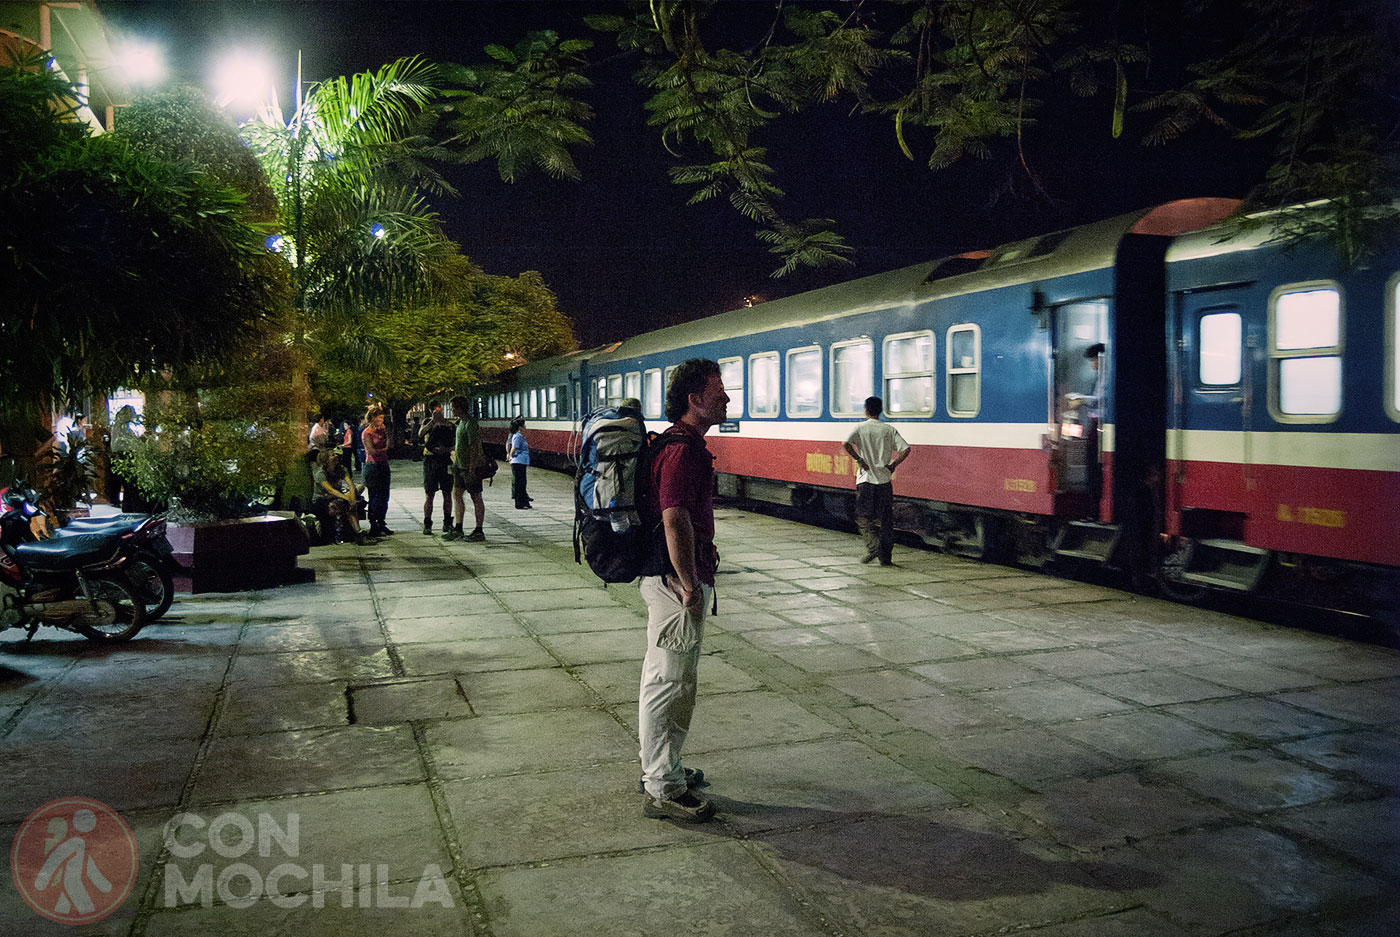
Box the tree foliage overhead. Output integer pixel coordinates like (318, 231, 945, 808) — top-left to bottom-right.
(0, 52, 288, 424)
(313, 254, 577, 406)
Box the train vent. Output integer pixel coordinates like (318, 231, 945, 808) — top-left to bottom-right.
(923, 251, 991, 282)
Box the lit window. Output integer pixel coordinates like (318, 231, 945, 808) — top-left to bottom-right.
(1270, 285, 1341, 421)
(546, 386, 558, 419)
(607, 373, 623, 406)
(528, 389, 539, 418)
(594, 376, 606, 409)
(883, 331, 934, 415)
(624, 371, 641, 403)
(946, 325, 981, 416)
(643, 369, 663, 419)
(510, 392, 520, 417)
(786, 346, 822, 417)
(1199, 312, 1242, 385)
(748, 353, 780, 417)
(831, 340, 873, 417)
(718, 357, 744, 419)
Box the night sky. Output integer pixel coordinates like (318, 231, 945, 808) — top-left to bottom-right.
(101, 1, 1273, 348)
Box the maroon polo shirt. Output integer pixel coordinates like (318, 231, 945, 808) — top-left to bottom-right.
(650, 421, 716, 585)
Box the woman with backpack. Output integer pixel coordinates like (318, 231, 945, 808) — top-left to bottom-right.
(508, 418, 532, 509)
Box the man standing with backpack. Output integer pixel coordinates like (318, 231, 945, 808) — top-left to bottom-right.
(445, 395, 488, 542)
(419, 400, 455, 535)
(638, 358, 729, 823)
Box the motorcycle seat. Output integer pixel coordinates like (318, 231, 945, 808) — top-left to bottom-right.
(13, 534, 122, 570)
(60, 514, 151, 533)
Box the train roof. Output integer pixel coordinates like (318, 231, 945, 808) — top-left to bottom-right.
(582, 199, 1240, 366)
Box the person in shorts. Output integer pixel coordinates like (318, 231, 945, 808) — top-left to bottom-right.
(420, 401, 455, 534)
(444, 395, 486, 542)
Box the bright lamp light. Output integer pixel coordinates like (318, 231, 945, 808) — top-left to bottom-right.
(211, 49, 274, 111)
(117, 40, 165, 87)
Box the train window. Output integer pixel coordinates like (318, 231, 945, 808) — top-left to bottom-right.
(607, 373, 623, 406)
(946, 325, 981, 417)
(718, 357, 744, 419)
(786, 346, 822, 417)
(643, 369, 663, 419)
(543, 386, 555, 419)
(510, 392, 521, 417)
(594, 376, 606, 409)
(830, 340, 873, 417)
(1199, 312, 1242, 385)
(1269, 284, 1342, 422)
(525, 389, 535, 419)
(664, 365, 678, 401)
(884, 331, 934, 416)
(748, 353, 780, 417)
(624, 371, 642, 404)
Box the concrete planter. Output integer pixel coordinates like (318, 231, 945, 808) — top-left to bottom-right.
(167, 515, 314, 594)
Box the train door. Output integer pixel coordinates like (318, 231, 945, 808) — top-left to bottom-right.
(1168, 288, 1253, 537)
(1052, 300, 1109, 513)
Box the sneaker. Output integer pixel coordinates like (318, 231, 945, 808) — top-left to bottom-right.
(464, 529, 486, 542)
(860, 552, 878, 564)
(423, 521, 433, 535)
(638, 767, 705, 794)
(880, 559, 894, 567)
(642, 790, 715, 822)
(442, 518, 453, 533)
(443, 529, 463, 541)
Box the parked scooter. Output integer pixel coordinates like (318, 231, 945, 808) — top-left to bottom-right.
(52, 513, 176, 620)
(0, 489, 147, 642)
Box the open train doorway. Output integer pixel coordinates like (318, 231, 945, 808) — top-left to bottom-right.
(1052, 300, 1109, 514)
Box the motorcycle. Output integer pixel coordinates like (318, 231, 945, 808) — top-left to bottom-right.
(52, 513, 176, 620)
(0, 489, 147, 642)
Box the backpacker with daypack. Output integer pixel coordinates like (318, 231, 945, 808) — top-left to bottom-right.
(573, 404, 688, 583)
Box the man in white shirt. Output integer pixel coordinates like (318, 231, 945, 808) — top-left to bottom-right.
(842, 396, 911, 566)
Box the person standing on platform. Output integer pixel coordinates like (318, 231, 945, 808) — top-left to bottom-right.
(445, 395, 487, 542)
(842, 396, 910, 566)
(420, 401, 455, 534)
(638, 358, 728, 823)
(361, 406, 393, 536)
(308, 414, 331, 451)
(507, 418, 532, 509)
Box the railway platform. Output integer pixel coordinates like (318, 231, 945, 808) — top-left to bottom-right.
(1, 465, 1396, 936)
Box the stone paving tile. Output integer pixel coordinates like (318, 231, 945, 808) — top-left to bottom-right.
(1266, 646, 1400, 682)
(700, 738, 960, 834)
(371, 577, 487, 597)
(972, 680, 1136, 723)
(219, 681, 348, 735)
(350, 677, 472, 724)
(397, 637, 558, 675)
(442, 762, 710, 868)
(1275, 730, 1400, 791)
(383, 612, 527, 644)
(935, 593, 1038, 612)
(912, 656, 1049, 690)
(478, 841, 827, 937)
(951, 629, 1079, 653)
(817, 619, 930, 643)
(1016, 772, 1231, 851)
(742, 627, 832, 649)
(0, 737, 200, 821)
(1048, 710, 1232, 761)
(1109, 825, 1388, 933)
(1273, 683, 1400, 725)
(514, 604, 648, 633)
(572, 656, 762, 705)
(767, 643, 890, 674)
(934, 727, 1124, 784)
(457, 666, 597, 714)
(859, 636, 978, 665)
(1164, 696, 1353, 741)
(1077, 671, 1239, 707)
(1014, 907, 1194, 937)
(1019, 648, 1145, 679)
(918, 610, 1031, 635)
(428, 708, 636, 777)
(877, 693, 1016, 738)
(236, 616, 387, 653)
(1146, 748, 1354, 812)
(144, 890, 471, 937)
(494, 588, 624, 612)
(4, 690, 215, 745)
(1266, 797, 1400, 874)
(477, 573, 597, 593)
(827, 669, 942, 703)
(614, 690, 841, 755)
(1168, 659, 1325, 694)
(761, 806, 1153, 937)
(191, 725, 423, 803)
(227, 647, 396, 687)
(538, 629, 647, 665)
(773, 603, 872, 626)
(376, 593, 505, 620)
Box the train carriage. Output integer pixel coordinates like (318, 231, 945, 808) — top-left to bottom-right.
(477, 198, 1400, 624)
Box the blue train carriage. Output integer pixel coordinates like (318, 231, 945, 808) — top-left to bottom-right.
(1159, 203, 1400, 619)
(506, 200, 1239, 554)
(476, 349, 589, 469)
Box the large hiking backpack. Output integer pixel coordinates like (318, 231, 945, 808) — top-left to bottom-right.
(572, 405, 687, 583)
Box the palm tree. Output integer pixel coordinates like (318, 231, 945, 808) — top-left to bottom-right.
(238, 56, 457, 420)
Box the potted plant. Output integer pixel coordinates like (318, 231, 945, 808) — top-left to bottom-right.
(113, 395, 313, 593)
